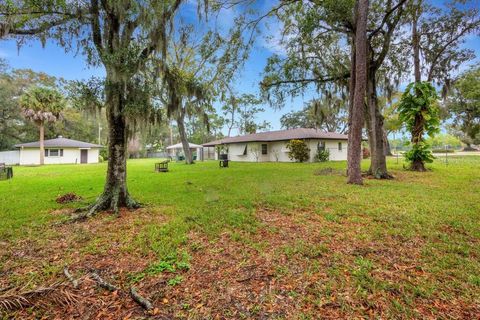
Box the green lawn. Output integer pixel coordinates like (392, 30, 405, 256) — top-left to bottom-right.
(0, 157, 479, 318)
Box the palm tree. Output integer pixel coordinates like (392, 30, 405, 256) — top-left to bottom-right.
(19, 86, 65, 165)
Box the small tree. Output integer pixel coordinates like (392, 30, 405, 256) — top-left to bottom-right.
(19, 86, 65, 165)
(398, 81, 440, 171)
(286, 139, 310, 162)
(250, 146, 260, 162)
(272, 148, 280, 162)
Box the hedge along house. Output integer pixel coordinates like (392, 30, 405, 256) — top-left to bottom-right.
(203, 128, 349, 162)
(15, 136, 103, 165)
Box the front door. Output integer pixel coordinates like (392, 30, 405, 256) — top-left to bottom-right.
(80, 149, 88, 164)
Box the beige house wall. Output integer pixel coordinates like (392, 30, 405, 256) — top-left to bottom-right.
(222, 139, 348, 162)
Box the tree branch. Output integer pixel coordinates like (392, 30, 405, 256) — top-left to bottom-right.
(1, 17, 71, 37)
(426, 18, 480, 81)
(261, 72, 350, 89)
(90, 0, 104, 54)
(368, 0, 407, 40)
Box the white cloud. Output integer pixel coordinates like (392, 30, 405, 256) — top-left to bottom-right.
(260, 22, 288, 56)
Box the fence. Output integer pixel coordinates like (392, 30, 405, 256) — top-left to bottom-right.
(0, 151, 20, 165)
(146, 151, 169, 159)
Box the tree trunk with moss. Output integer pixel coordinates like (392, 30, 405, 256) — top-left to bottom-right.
(73, 72, 139, 220)
(410, 114, 427, 171)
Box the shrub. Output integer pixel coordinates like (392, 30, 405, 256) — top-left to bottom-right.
(99, 148, 108, 160)
(286, 139, 310, 162)
(314, 148, 330, 162)
(404, 142, 435, 165)
(98, 155, 104, 162)
(362, 147, 370, 159)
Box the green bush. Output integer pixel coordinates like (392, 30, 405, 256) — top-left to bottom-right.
(314, 148, 330, 162)
(286, 139, 310, 162)
(98, 155, 104, 162)
(99, 148, 108, 160)
(404, 142, 435, 164)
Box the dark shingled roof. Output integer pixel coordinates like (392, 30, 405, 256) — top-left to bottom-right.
(203, 128, 348, 147)
(15, 137, 103, 149)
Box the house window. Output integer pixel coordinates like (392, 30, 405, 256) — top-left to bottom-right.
(45, 149, 64, 157)
(261, 144, 268, 155)
(338, 142, 342, 151)
(318, 141, 325, 151)
(242, 145, 248, 155)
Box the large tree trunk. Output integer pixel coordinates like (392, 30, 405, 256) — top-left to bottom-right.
(365, 48, 391, 179)
(347, 0, 368, 185)
(176, 111, 194, 164)
(39, 122, 45, 165)
(72, 73, 139, 220)
(410, 113, 427, 171)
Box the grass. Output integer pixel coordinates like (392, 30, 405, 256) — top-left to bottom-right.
(0, 156, 479, 318)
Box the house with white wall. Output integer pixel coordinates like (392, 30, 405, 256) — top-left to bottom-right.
(203, 128, 348, 162)
(15, 137, 103, 165)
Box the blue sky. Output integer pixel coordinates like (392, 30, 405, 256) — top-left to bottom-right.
(1, 1, 479, 136)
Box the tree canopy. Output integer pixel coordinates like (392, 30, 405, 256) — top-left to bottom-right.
(447, 66, 480, 148)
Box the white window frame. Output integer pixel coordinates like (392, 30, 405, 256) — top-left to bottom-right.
(45, 149, 64, 157)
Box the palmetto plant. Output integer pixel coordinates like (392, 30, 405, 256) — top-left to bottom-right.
(19, 86, 65, 165)
(398, 81, 440, 171)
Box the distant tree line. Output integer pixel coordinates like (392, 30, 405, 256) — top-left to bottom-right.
(0, 60, 100, 151)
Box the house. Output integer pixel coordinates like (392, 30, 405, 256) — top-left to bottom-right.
(203, 128, 348, 162)
(15, 136, 103, 165)
(166, 142, 204, 160)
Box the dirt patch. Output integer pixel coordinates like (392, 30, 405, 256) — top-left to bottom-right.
(56, 193, 82, 204)
(313, 167, 345, 176)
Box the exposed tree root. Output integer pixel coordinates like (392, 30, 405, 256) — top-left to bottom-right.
(90, 271, 120, 292)
(68, 191, 141, 223)
(364, 168, 394, 179)
(63, 267, 79, 289)
(130, 287, 153, 310)
(91, 271, 154, 311)
(410, 162, 427, 172)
